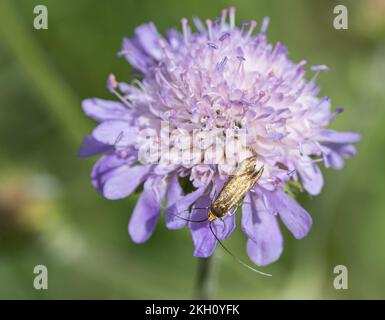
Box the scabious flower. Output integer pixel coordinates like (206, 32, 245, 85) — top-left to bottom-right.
(79, 8, 360, 266)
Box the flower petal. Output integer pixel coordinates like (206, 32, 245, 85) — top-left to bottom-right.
(135, 23, 163, 61)
(82, 98, 131, 122)
(324, 151, 344, 170)
(91, 154, 130, 191)
(78, 136, 111, 158)
(104, 165, 151, 200)
(164, 174, 187, 230)
(165, 185, 207, 222)
(297, 163, 323, 196)
(337, 144, 357, 158)
(121, 38, 154, 72)
(242, 193, 283, 266)
(189, 196, 216, 258)
(92, 120, 137, 146)
(317, 129, 361, 144)
(263, 188, 312, 239)
(128, 176, 167, 243)
(92, 157, 151, 200)
(210, 214, 236, 241)
(322, 143, 357, 170)
(188, 194, 236, 258)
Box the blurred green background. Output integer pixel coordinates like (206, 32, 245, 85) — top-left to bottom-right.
(0, 0, 384, 299)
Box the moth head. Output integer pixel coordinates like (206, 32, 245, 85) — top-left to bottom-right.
(207, 211, 217, 221)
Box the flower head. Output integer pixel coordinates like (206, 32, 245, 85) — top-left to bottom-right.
(80, 8, 360, 266)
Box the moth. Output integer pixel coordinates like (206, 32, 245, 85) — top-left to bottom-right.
(207, 155, 264, 221)
(174, 155, 271, 276)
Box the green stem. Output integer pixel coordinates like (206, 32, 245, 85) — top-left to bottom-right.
(194, 255, 217, 300)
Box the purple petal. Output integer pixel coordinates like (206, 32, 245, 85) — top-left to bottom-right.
(166, 186, 207, 221)
(297, 163, 323, 196)
(78, 136, 111, 158)
(91, 153, 129, 191)
(82, 98, 130, 122)
(242, 193, 283, 266)
(92, 120, 137, 146)
(317, 129, 361, 144)
(119, 23, 163, 73)
(166, 29, 184, 50)
(103, 165, 151, 200)
(324, 151, 344, 170)
(120, 37, 154, 72)
(128, 176, 167, 243)
(135, 23, 163, 60)
(164, 174, 187, 230)
(107, 74, 118, 93)
(321, 143, 357, 170)
(189, 196, 216, 257)
(337, 144, 357, 158)
(263, 188, 312, 239)
(189, 196, 236, 258)
(311, 65, 330, 72)
(212, 214, 236, 241)
(92, 157, 151, 200)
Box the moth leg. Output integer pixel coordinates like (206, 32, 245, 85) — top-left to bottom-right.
(227, 206, 238, 216)
(227, 197, 252, 217)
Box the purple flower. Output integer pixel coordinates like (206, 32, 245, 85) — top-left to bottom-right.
(80, 8, 360, 266)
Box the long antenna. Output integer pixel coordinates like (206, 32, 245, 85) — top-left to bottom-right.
(169, 207, 209, 223)
(171, 213, 208, 223)
(209, 223, 272, 277)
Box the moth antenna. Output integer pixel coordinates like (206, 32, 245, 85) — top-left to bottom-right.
(287, 169, 296, 176)
(171, 213, 208, 223)
(209, 222, 272, 277)
(168, 206, 209, 223)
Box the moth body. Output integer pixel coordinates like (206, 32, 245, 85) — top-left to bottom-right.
(207, 156, 264, 221)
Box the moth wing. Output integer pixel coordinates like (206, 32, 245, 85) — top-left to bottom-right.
(230, 156, 258, 177)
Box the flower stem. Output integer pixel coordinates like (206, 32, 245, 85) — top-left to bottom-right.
(194, 255, 217, 300)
